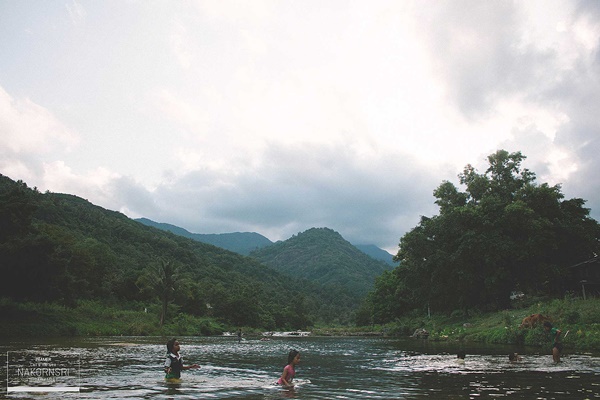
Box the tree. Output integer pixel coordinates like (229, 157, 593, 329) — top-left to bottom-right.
(136, 259, 191, 326)
(369, 150, 600, 321)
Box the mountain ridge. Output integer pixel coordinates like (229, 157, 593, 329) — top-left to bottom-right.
(136, 217, 395, 263)
(249, 227, 394, 297)
(135, 218, 272, 255)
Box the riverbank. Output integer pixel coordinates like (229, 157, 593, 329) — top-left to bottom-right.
(1, 297, 599, 351)
(0, 298, 226, 337)
(341, 297, 600, 351)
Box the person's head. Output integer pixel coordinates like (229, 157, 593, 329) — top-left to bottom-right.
(457, 351, 466, 359)
(287, 349, 300, 366)
(543, 321, 553, 331)
(167, 338, 180, 354)
(509, 352, 519, 361)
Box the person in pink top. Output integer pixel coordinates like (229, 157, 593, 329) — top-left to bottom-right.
(277, 349, 300, 387)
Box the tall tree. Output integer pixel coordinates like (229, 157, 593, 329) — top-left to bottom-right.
(136, 259, 191, 326)
(369, 150, 600, 320)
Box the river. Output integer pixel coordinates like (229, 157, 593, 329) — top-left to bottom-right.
(1, 336, 599, 399)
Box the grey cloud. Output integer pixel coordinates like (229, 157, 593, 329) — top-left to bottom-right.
(575, 0, 600, 16)
(425, 1, 524, 116)
(107, 176, 159, 217)
(140, 143, 445, 251)
(424, 1, 570, 119)
(551, 33, 600, 220)
(427, 0, 600, 223)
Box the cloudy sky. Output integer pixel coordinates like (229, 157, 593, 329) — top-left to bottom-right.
(1, 1, 599, 253)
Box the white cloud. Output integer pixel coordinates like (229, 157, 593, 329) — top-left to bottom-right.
(170, 21, 193, 69)
(0, 86, 79, 184)
(66, 0, 87, 26)
(0, 87, 79, 154)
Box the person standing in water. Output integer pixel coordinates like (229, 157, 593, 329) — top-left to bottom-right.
(277, 349, 301, 387)
(164, 338, 200, 379)
(509, 352, 522, 362)
(543, 321, 563, 363)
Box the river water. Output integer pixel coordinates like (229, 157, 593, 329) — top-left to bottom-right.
(1, 336, 599, 399)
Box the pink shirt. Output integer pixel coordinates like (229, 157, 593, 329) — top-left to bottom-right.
(277, 364, 295, 385)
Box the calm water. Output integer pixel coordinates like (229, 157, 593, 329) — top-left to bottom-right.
(1, 336, 599, 399)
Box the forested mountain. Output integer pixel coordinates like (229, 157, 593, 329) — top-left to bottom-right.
(354, 244, 397, 266)
(136, 218, 395, 265)
(249, 228, 394, 298)
(136, 218, 273, 255)
(0, 174, 359, 329)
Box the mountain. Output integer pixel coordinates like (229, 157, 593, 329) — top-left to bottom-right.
(249, 227, 395, 298)
(137, 218, 394, 264)
(0, 174, 358, 328)
(136, 218, 273, 255)
(353, 244, 397, 266)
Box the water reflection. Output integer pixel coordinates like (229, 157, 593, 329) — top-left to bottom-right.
(1, 336, 599, 399)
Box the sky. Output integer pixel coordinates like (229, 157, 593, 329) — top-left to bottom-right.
(1, 1, 599, 253)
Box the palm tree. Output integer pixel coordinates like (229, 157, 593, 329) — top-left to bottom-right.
(137, 259, 186, 326)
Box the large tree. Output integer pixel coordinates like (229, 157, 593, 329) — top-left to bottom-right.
(136, 259, 192, 326)
(369, 150, 600, 320)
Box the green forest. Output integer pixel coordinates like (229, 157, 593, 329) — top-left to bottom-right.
(250, 227, 392, 298)
(358, 150, 600, 325)
(0, 174, 360, 335)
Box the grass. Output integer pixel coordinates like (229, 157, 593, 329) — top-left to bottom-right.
(0, 298, 226, 337)
(381, 297, 600, 351)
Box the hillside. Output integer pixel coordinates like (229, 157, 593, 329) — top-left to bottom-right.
(137, 218, 396, 265)
(354, 244, 397, 266)
(136, 218, 273, 255)
(249, 227, 394, 298)
(0, 174, 359, 331)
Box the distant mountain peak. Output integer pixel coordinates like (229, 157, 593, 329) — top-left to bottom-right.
(135, 218, 273, 255)
(249, 227, 395, 297)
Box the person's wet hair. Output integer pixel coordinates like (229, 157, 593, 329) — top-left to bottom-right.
(287, 349, 299, 365)
(166, 338, 177, 354)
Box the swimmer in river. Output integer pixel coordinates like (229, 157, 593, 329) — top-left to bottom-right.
(277, 349, 301, 387)
(164, 338, 200, 380)
(509, 352, 522, 362)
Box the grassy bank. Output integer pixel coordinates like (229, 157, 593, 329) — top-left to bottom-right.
(379, 297, 600, 351)
(0, 298, 226, 337)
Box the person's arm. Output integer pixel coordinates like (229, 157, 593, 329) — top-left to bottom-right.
(164, 358, 172, 374)
(183, 363, 200, 370)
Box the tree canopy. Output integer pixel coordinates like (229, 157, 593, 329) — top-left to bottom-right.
(362, 150, 600, 323)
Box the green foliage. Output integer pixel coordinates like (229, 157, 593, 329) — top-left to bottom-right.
(0, 174, 348, 332)
(362, 298, 600, 351)
(365, 150, 600, 322)
(136, 259, 192, 326)
(0, 298, 226, 336)
(250, 227, 393, 311)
